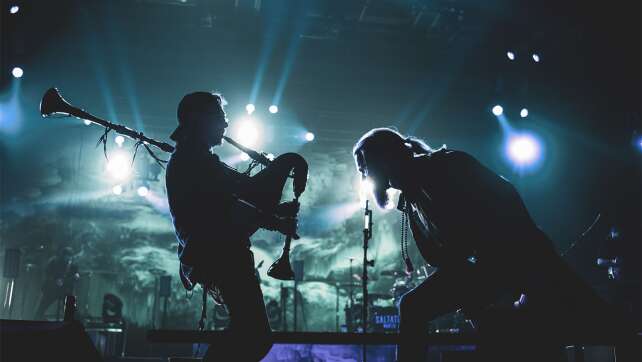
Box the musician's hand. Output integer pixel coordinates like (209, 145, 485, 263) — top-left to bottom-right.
(275, 216, 299, 239)
(275, 200, 300, 218)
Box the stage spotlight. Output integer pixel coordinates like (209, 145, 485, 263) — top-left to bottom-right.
(106, 153, 132, 180)
(507, 134, 541, 166)
(112, 185, 123, 195)
(520, 108, 529, 118)
(9, 5, 19, 14)
(305, 132, 315, 142)
(84, 120, 92, 126)
(240, 152, 250, 161)
(11, 67, 23, 78)
(114, 135, 125, 147)
(532, 54, 540, 63)
(266, 153, 275, 161)
(492, 105, 504, 116)
(246, 104, 255, 115)
(506, 51, 515, 61)
(268, 105, 278, 114)
(137, 186, 149, 197)
(236, 119, 259, 148)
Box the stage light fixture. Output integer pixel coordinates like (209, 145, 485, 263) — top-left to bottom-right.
(268, 105, 278, 114)
(305, 132, 315, 142)
(236, 119, 259, 148)
(246, 104, 255, 115)
(506, 51, 515, 61)
(532, 54, 540, 63)
(84, 120, 92, 126)
(114, 135, 125, 147)
(492, 105, 504, 116)
(507, 134, 541, 166)
(112, 185, 123, 195)
(11, 67, 23, 78)
(520, 108, 529, 118)
(137, 186, 149, 197)
(106, 153, 132, 180)
(9, 5, 19, 14)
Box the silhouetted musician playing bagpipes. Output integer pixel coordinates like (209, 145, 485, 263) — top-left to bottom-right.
(166, 92, 307, 362)
(353, 128, 637, 362)
(39, 87, 307, 362)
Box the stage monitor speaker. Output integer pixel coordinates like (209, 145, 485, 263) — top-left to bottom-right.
(3, 249, 21, 278)
(0, 319, 103, 361)
(159, 275, 171, 297)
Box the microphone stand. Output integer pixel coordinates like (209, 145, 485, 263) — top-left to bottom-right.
(362, 200, 374, 362)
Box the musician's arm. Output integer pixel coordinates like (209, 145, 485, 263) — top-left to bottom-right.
(202, 157, 296, 237)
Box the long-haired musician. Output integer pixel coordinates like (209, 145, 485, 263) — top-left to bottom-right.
(353, 128, 636, 362)
(165, 92, 297, 361)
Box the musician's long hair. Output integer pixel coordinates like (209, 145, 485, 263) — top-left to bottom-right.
(353, 127, 436, 169)
(353, 127, 441, 208)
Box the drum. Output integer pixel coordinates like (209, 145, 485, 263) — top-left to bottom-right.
(371, 306, 399, 333)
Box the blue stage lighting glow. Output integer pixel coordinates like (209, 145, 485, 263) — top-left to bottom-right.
(268, 105, 278, 114)
(506, 51, 515, 61)
(11, 67, 23, 78)
(106, 153, 132, 181)
(305, 132, 315, 142)
(112, 185, 123, 195)
(235, 119, 260, 148)
(114, 135, 125, 146)
(520, 108, 529, 118)
(9, 5, 19, 14)
(492, 105, 503, 116)
(137, 186, 149, 197)
(240, 152, 250, 161)
(245, 104, 255, 115)
(507, 134, 541, 166)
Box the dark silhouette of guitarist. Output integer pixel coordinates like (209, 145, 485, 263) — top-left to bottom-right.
(34, 247, 79, 320)
(165, 91, 297, 361)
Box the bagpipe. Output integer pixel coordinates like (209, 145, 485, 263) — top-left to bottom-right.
(40, 88, 308, 281)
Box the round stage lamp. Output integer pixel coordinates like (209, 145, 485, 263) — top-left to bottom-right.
(236, 120, 259, 148)
(507, 134, 541, 166)
(305, 132, 315, 142)
(506, 51, 515, 61)
(268, 105, 278, 114)
(106, 153, 132, 180)
(492, 105, 504, 116)
(11, 67, 23, 78)
(520, 108, 529, 118)
(137, 186, 149, 197)
(114, 135, 125, 147)
(10, 5, 19, 14)
(246, 104, 255, 115)
(112, 185, 123, 195)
